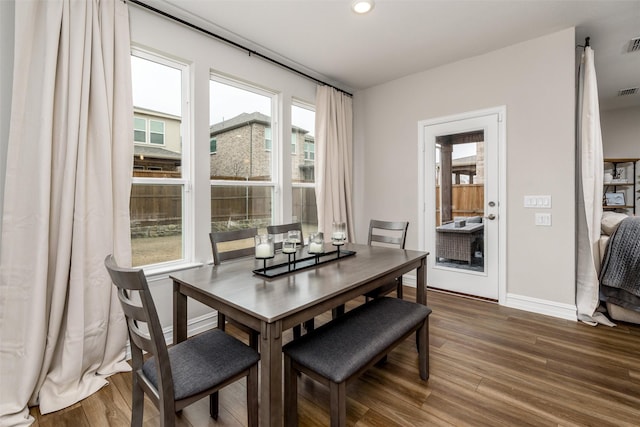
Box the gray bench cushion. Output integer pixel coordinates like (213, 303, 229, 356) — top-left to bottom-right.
(283, 297, 431, 383)
(143, 329, 260, 400)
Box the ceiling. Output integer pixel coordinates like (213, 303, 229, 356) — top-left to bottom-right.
(146, 0, 640, 111)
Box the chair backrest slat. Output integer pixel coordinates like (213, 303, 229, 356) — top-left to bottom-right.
(267, 222, 304, 250)
(368, 220, 409, 249)
(209, 228, 258, 264)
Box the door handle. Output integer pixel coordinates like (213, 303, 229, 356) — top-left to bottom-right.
(485, 214, 496, 220)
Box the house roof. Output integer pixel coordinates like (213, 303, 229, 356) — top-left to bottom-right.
(209, 112, 311, 137)
(133, 144, 181, 160)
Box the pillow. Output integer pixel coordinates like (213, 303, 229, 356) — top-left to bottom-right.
(601, 211, 628, 235)
(466, 216, 482, 223)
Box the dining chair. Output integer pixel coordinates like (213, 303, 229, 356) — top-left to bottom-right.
(364, 219, 409, 300)
(209, 228, 260, 349)
(104, 255, 259, 427)
(266, 222, 311, 339)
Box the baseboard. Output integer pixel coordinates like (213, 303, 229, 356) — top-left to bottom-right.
(503, 293, 577, 321)
(403, 274, 577, 321)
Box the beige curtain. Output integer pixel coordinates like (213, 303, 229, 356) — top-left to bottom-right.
(575, 46, 612, 326)
(315, 86, 355, 240)
(0, 1, 133, 425)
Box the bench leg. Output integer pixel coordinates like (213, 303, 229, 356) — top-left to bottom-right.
(418, 317, 430, 380)
(329, 381, 347, 427)
(284, 355, 298, 427)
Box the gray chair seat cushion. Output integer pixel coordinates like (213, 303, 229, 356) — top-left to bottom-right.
(143, 329, 260, 400)
(283, 297, 431, 383)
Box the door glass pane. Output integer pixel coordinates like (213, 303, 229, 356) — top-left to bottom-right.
(435, 131, 485, 272)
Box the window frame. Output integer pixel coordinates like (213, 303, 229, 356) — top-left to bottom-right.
(130, 47, 193, 273)
(209, 73, 280, 229)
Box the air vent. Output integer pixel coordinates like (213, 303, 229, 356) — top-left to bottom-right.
(629, 37, 640, 52)
(618, 87, 639, 96)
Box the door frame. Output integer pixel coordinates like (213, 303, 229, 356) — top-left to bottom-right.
(417, 106, 507, 304)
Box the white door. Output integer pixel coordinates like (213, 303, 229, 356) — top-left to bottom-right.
(418, 107, 505, 300)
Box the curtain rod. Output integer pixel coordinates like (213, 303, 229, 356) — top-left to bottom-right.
(127, 0, 353, 97)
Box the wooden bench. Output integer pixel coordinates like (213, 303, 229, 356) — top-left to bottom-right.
(283, 297, 432, 427)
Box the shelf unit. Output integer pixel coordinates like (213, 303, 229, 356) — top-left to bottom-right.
(603, 158, 639, 215)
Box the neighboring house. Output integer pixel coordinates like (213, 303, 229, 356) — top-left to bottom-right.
(209, 111, 315, 182)
(133, 107, 181, 177)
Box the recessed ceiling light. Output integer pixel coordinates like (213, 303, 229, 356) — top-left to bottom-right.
(352, 0, 375, 14)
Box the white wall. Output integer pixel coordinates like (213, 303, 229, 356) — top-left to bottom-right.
(353, 28, 577, 311)
(601, 106, 640, 157)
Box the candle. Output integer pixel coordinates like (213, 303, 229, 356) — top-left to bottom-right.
(309, 242, 324, 253)
(331, 232, 345, 240)
(282, 246, 297, 254)
(255, 243, 273, 258)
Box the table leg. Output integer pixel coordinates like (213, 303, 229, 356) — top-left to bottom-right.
(260, 320, 283, 427)
(416, 256, 427, 306)
(173, 280, 187, 345)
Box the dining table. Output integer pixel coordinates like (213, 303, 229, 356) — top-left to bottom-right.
(171, 242, 428, 427)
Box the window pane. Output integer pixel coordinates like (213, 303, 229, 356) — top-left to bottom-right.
(131, 55, 182, 178)
(209, 79, 272, 181)
(131, 52, 186, 267)
(130, 184, 183, 267)
(211, 185, 273, 233)
(291, 103, 317, 235)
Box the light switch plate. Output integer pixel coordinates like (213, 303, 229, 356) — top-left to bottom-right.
(535, 212, 552, 226)
(525, 195, 551, 208)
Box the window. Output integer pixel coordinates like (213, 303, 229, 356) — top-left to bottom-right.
(210, 138, 217, 154)
(149, 120, 165, 145)
(131, 50, 189, 268)
(291, 132, 297, 154)
(264, 127, 272, 151)
(134, 117, 146, 142)
(292, 102, 317, 235)
(210, 76, 275, 234)
(304, 141, 315, 161)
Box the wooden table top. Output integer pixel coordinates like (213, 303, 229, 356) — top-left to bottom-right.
(171, 242, 428, 324)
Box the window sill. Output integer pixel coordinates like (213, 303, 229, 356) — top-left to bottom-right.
(143, 261, 204, 278)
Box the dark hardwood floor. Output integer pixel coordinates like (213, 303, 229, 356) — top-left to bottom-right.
(29, 288, 640, 426)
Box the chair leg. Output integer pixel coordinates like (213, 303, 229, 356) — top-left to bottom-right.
(209, 392, 219, 420)
(332, 304, 345, 319)
(249, 329, 260, 351)
(304, 318, 315, 333)
(284, 355, 298, 427)
(293, 324, 302, 340)
(247, 365, 259, 427)
(397, 278, 403, 299)
(329, 381, 347, 427)
(131, 374, 144, 427)
(218, 312, 226, 331)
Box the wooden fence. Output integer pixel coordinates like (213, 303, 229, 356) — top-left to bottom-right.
(436, 184, 484, 225)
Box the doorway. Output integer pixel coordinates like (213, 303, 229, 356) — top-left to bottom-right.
(418, 107, 506, 301)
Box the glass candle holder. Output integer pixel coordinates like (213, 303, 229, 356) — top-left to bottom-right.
(282, 239, 297, 254)
(254, 234, 274, 259)
(308, 232, 324, 254)
(331, 222, 346, 246)
(287, 230, 301, 246)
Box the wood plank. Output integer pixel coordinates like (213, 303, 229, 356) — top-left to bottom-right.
(27, 287, 640, 426)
